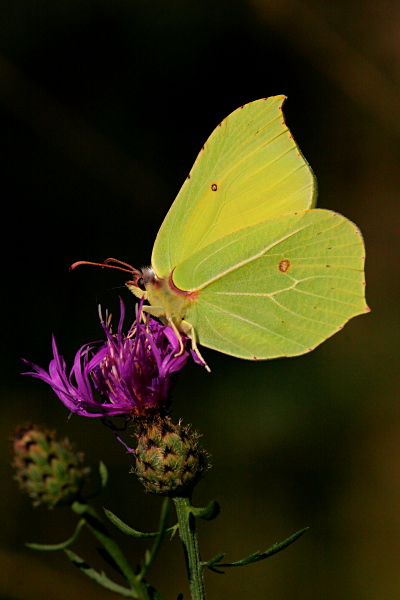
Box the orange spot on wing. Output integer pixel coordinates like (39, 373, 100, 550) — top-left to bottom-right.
(278, 259, 291, 273)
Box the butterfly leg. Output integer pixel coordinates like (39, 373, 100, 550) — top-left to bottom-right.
(137, 305, 210, 371)
(137, 304, 183, 351)
(180, 320, 210, 373)
(141, 305, 173, 329)
(168, 317, 188, 355)
(141, 306, 187, 358)
(126, 283, 146, 299)
(141, 305, 165, 318)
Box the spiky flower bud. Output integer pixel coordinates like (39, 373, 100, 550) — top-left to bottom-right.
(12, 425, 89, 508)
(135, 415, 208, 496)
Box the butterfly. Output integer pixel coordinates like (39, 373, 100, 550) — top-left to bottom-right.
(74, 96, 368, 369)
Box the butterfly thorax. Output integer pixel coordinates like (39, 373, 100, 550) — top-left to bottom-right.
(139, 267, 198, 328)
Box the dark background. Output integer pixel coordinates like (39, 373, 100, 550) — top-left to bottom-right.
(1, 1, 399, 598)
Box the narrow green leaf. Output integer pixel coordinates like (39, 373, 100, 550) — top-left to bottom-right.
(207, 565, 225, 575)
(188, 500, 220, 521)
(99, 461, 108, 489)
(202, 553, 225, 567)
(202, 553, 226, 574)
(104, 506, 179, 538)
(25, 518, 86, 551)
(212, 527, 308, 569)
(142, 498, 170, 572)
(71, 501, 140, 591)
(144, 549, 152, 567)
(64, 548, 136, 597)
(97, 546, 124, 576)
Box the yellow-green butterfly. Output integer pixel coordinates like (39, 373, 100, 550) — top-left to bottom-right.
(76, 96, 368, 368)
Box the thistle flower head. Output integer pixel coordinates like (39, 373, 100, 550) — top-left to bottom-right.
(135, 415, 208, 495)
(23, 300, 201, 418)
(12, 425, 88, 508)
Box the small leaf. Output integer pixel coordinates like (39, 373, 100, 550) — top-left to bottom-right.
(71, 501, 139, 588)
(26, 518, 86, 551)
(207, 565, 226, 575)
(141, 498, 170, 574)
(208, 527, 308, 570)
(99, 461, 108, 489)
(202, 553, 226, 574)
(97, 547, 124, 576)
(144, 549, 152, 567)
(202, 553, 225, 567)
(64, 548, 136, 597)
(188, 500, 220, 521)
(104, 507, 178, 538)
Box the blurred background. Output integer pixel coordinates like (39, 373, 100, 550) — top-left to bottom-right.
(1, 1, 399, 598)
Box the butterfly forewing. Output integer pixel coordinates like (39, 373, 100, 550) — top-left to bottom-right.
(152, 96, 316, 278)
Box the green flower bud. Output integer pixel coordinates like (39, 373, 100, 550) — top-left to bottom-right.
(134, 415, 208, 496)
(12, 425, 89, 508)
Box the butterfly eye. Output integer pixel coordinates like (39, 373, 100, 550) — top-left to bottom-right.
(126, 270, 145, 290)
(141, 267, 159, 287)
(211, 183, 218, 191)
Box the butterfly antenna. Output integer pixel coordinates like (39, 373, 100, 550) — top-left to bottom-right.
(70, 259, 143, 287)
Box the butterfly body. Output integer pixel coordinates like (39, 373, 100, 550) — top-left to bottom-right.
(128, 267, 196, 325)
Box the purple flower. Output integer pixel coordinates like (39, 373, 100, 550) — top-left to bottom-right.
(23, 300, 201, 418)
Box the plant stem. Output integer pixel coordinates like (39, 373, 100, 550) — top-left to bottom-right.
(173, 497, 206, 600)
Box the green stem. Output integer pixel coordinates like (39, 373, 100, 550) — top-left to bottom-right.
(173, 497, 206, 600)
(71, 501, 150, 600)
